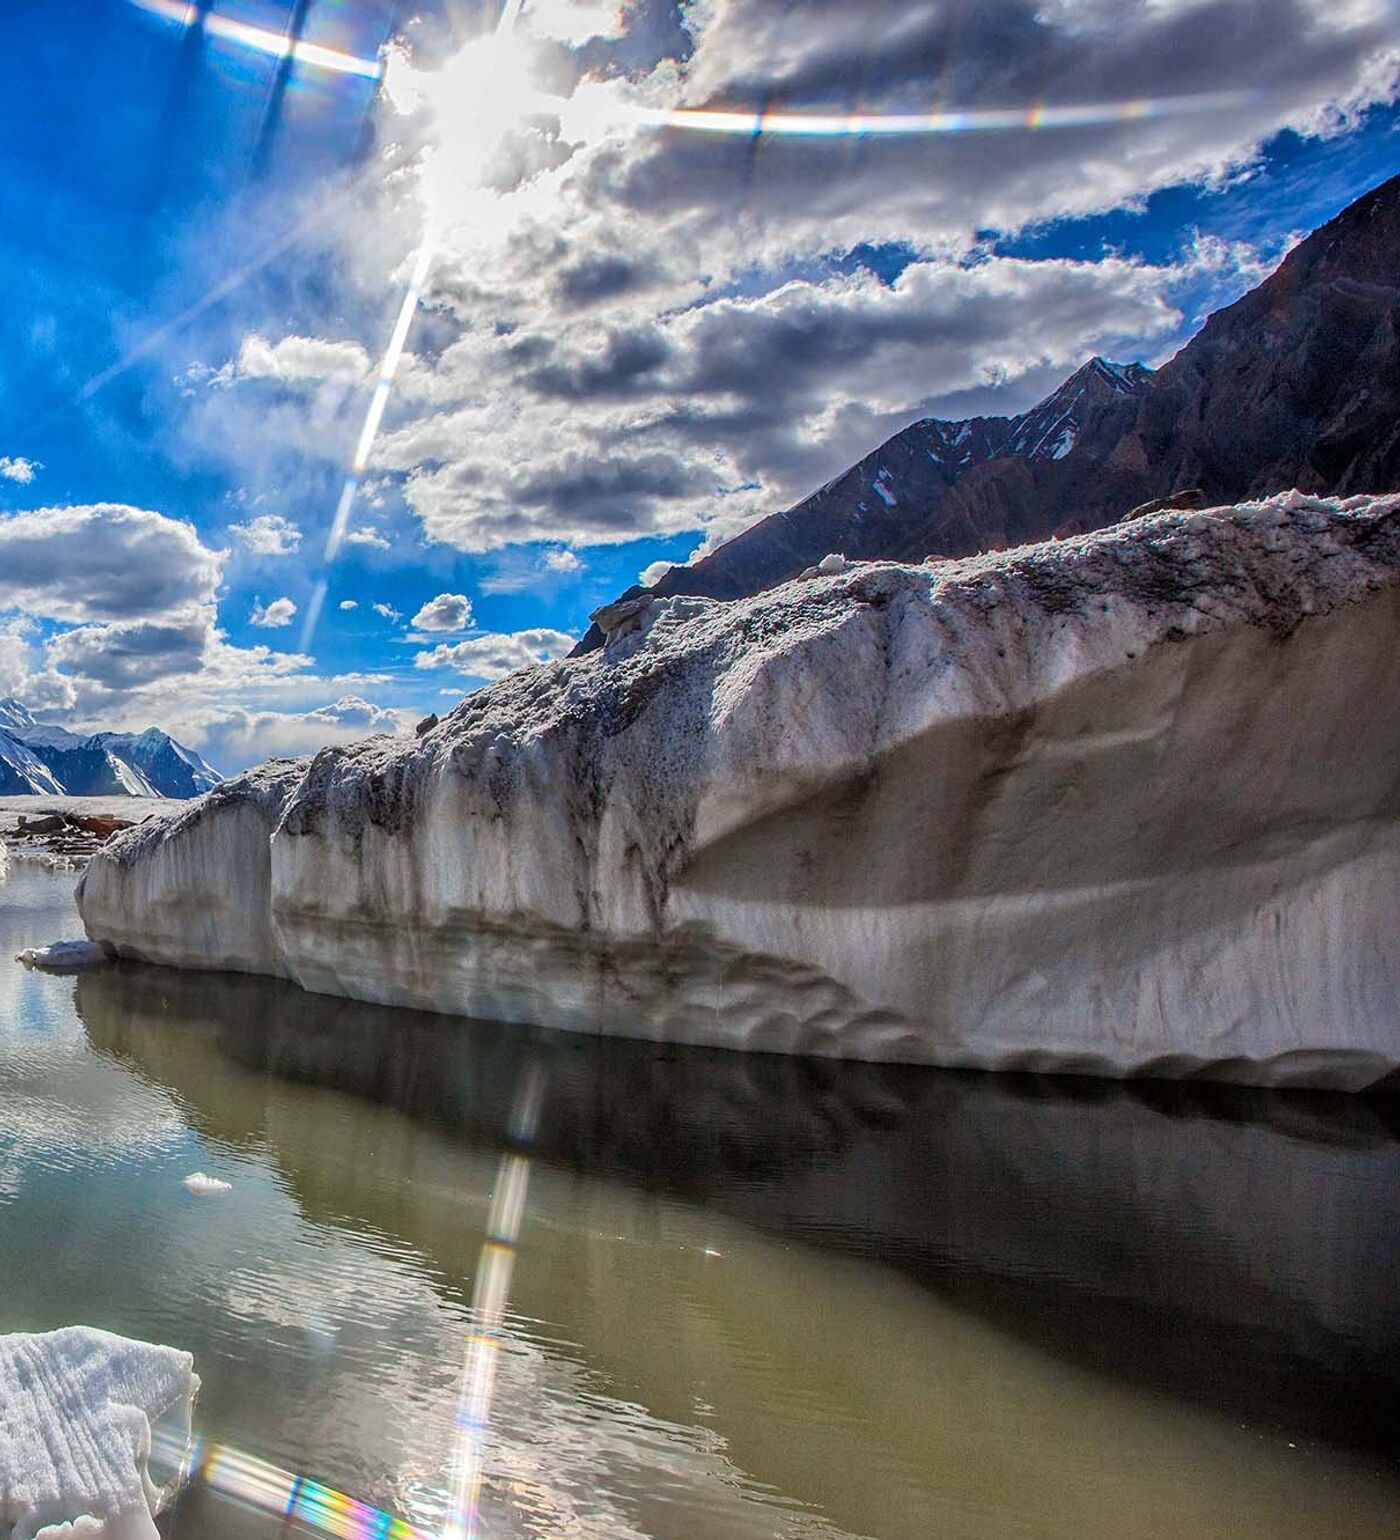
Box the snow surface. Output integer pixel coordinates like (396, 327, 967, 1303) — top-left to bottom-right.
(0, 1326, 198, 1540)
(79, 493, 1400, 1088)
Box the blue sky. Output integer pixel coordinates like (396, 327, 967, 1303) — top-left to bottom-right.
(0, 0, 1396, 768)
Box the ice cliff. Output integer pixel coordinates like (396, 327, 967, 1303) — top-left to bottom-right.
(0, 1327, 197, 1540)
(79, 493, 1400, 1089)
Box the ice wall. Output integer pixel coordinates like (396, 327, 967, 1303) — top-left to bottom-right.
(79, 494, 1400, 1088)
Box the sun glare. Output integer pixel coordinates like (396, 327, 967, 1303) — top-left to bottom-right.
(387, 28, 560, 188)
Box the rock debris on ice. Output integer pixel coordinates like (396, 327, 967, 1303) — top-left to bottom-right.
(0, 1326, 198, 1540)
(78, 493, 1400, 1089)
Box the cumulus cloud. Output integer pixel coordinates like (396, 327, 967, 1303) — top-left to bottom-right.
(47, 615, 212, 690)
(230, 513, 302, 555)
(542, 547, 583, 573)
(0, 456, 38, 484)
(372, 602, 402, 622)
(414, 628, 575, 680)
(250, 596, 297, 628)
(345, 527, 391, 549)
(373, 249, 1196, 551)
(0, 617, 36, 697)
(192, 697, 409, 767)
(220, 334, 371, 386)
(339, 0, 1397, 560)
(410, 592, 475, 632)
(339, 599, 359, 610)
(0, 504, 223, 622)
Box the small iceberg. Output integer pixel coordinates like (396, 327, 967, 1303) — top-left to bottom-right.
(182, 1172, 232, 1196)
(0, 1325, 199, 1540)
(15, 940, 109, 971)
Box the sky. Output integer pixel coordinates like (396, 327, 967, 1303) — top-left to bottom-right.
(0, 0, 1395, 771)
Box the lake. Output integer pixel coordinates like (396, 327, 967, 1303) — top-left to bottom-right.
(1, 860, 1397, 1539)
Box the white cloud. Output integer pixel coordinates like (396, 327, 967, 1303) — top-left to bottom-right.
(250, 596, 297, 628)
(47, 614, 212, 689)
(192, 697, 410, 767)
(526, 0, 625, 45)
(345, 527, 392, 550)
(410, 592, 474, 632)
(220, 334, 371, 386)
(543, 547, 583, 573)
(0, 617, 36, 697)
(414, 628, 575, 680)
(230, 513, 302, 556)
(0, 456, 38, 485)
(372, 602, 402, 622)
(338, 599, 359, 610)
(0, 504, 223, 623)
(341, 0, 1397, 561)
(639, 559, 671, 588)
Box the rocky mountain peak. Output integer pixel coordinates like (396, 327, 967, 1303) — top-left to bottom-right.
(575, 172, 1398, 646)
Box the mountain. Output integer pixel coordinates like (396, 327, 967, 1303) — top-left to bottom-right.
(578, 172, 1400, 645)
(0, 699, 221, 798)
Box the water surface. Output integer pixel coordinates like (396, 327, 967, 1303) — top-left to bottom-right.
(1, 863, 1397, 1538)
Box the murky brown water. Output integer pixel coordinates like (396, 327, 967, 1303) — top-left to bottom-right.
(2, 863, 1397, 1538)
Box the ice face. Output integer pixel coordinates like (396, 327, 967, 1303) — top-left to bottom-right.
(0, 1327, 198, 1540)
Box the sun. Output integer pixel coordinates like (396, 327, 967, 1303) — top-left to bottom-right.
(385, 28, 562, 190)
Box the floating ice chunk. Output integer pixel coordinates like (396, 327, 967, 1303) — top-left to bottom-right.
(15, 941, 109, 972)
(182, 1172, 232, 1196)
(0, 1326, 199, 1540)
(0, 840, 8, 881)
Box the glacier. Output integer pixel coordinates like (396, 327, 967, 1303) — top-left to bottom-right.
(0, 1327, 198, 1540)
(78, 493, 1400, 1089)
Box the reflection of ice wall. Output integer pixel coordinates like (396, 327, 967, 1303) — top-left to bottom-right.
(77, 963, 1400, 1469)
(81, 494, 1400, 1087)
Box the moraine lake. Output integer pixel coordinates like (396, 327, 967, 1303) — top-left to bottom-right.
(2, 860, 1397, 1539)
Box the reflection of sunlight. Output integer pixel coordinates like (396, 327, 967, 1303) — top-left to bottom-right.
(130, 0, 383, 80)
(443, 1058, 545, 1540)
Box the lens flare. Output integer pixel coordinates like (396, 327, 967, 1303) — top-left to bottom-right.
(441, 1059, 544, 1540)
(130, 0, 382, 80)
(583, 89, 1261, 141)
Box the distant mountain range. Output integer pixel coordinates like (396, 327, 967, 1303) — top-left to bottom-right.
(579, 171, 1400, 647)
(0, 699, 221, 798)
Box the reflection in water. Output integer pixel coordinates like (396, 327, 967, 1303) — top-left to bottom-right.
(2, 863, 1397, 1540)
(76, 961, 1400, 1465)
(446, 1059, 544, 1540)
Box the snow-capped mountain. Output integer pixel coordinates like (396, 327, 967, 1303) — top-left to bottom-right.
(0, 700, 221, 798)
(578, 173, 1400, 638)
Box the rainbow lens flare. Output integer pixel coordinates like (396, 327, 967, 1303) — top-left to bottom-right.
(130, 0, 382, 80)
